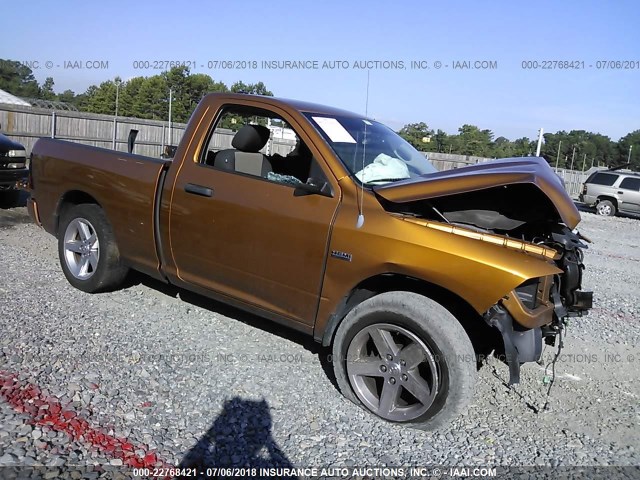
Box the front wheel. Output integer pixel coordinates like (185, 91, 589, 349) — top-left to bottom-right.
(58, 204, 129, 292)
(332, 291, 476, 430)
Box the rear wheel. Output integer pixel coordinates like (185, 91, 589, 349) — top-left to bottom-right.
(58, 204, 128, 292)
(332, 291, 476, 430)
(596, 199, 616, 216)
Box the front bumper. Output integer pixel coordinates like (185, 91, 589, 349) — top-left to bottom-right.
(0, 168, 28, 189)
(485, 232, 593, 385)
(484, 283, 593, 385)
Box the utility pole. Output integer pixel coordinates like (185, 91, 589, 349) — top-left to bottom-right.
(168, 89, 173, 147)
(555, 140, 562, 171)
(535, 128, 544, 157)
(112, 79, 121, 150)
(581, 153, 587, 172)
(570, 146, 576, 171)
(628, 145, 633, 164)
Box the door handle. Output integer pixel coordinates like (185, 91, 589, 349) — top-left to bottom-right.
(185, 183, 213, 197)
(618, 191, 624, 194)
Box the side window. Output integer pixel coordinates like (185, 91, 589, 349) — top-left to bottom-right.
(201, 108, 272, 173)
(200, 105, 327, 187)
(619, 177, 640, 191)
(588, 173, 618, 186)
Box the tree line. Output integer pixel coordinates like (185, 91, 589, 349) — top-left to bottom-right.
(0, 60, 272, 124)
(0, 59, 637, 169)
(398, 122, 639, 170)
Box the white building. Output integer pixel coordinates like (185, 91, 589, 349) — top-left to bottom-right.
(0, 88, 31, 107)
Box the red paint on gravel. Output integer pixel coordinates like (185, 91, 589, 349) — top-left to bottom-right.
(0, 370, 172, 470)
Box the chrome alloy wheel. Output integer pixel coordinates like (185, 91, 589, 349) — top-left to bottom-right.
(346, 323, 440, 422)
(63, 217, 100, 280)
(596, 202, 612, 216)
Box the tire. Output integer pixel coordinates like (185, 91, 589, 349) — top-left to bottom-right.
(332, 291, 476, 430)
(58, 204, 129, 293)
(596, 199, 616, 216)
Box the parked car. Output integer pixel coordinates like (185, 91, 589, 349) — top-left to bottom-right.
(0, 130, 28, 204)
(579, 169, 640, 216)
(26, 93, 592, 429)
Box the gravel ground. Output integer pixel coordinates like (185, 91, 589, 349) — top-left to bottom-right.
(0, 199, 639, 478)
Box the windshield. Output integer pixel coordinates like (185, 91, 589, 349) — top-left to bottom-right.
(304, 113, 437, 184)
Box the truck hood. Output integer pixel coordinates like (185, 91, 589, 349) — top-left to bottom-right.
(373, 157, 581, 229)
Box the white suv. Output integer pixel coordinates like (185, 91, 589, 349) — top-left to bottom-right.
(580, 170, 640, 216)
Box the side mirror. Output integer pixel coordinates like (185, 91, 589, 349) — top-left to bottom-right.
(294, 177, 332, 197)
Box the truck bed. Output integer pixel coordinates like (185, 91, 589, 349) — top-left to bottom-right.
(30, 139, 170, 276)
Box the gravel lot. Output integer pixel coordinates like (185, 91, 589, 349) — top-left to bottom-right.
(0, 197, 639, 477)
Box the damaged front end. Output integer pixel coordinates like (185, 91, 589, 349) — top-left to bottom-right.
(373, 157, 594, 384)
(484, 226, 593, 384)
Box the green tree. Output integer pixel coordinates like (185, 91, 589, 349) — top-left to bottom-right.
(617, 130, 640, 169)
(0, 59, 40, 97)
(82, 79, 123, 115)
(398, 122, 434, 149)
(542, 130, 614, 169)
(40, 77, 56, 100)
(512, 137, 534, 157)
(118, 77, 146, 117)
(75, 85, 98, 111)
(589, 133, 616, 168)
(162, 66, 191, 123)
(456, 124, 493, 156)
(491, 136, 512, 158)
(230, 80, 273, 96)
(58, 89, 77, 104)
(432, 129, 449, 153)
(185, 73, 227, 114)
(133, 76, 169, 120)
(540, 132, 564, 166)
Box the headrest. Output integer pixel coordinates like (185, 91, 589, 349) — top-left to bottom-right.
(289, 139, 312, 159)
(232, 125, 271, 152)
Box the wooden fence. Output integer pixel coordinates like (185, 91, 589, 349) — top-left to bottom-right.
(0, 104, 188, 158)
(0, 103, 589, 198)
(555, 168, 590, 199)
(0, 104, 296, 158)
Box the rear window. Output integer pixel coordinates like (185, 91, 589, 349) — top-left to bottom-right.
(619, 177, 640, 191)
(587, 172, 618, 186)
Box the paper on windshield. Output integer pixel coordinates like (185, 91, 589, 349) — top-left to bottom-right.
(312, 117, 356, 143)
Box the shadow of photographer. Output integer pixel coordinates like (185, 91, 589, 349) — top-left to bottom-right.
(179, 397, 297, 479)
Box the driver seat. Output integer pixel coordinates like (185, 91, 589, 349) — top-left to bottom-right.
(214, 125, 272, 177)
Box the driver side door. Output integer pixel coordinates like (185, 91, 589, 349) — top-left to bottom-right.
(168, 105, 340, 325)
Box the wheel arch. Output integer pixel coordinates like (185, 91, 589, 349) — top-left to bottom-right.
(597, 195, 618, 208)
(319, 273, 499, 353)
(55, 190, 102, 235)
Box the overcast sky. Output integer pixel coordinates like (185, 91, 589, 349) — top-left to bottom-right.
(3, 0, 638, 140)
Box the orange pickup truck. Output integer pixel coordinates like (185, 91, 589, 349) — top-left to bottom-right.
(27, 93, 592, 429)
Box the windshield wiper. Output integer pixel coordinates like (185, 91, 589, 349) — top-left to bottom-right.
(364, 177, 409, 184)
